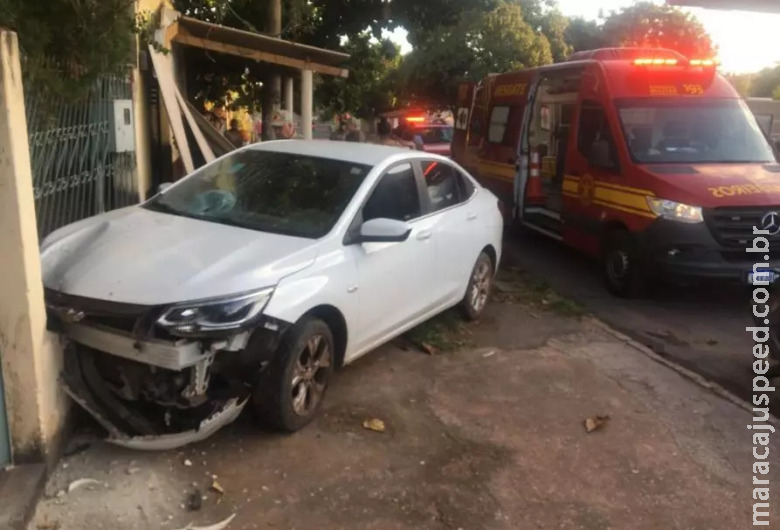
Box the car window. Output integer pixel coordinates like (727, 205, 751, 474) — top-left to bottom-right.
(421, 161, 467, 212)
(362, 163, 421, 222)
(577, 101, 619, 170)
(143, 150, 371, 239)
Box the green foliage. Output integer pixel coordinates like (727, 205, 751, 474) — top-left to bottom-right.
(774, 87, 780, 101)
(751, 65, 780, 98)
(401, 1, 553, 107)
(565, 17, 608, 53)
(599, 1, 716, 58)
(0, 0, 138, 98)
(725, 73, 754, 98)
(315, 34, 402, 119)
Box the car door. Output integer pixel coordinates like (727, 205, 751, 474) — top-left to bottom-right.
(419, 159, 482, 305)
(345, 162, 438, 357)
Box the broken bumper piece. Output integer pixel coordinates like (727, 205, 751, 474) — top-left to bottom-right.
(108, 396, 247, 451)
(61, 333, 251, 451)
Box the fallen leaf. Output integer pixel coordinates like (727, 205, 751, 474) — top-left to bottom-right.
(211, 480, 224, 495)
(584, 415, 610, 433)
(67, 478, 100, 494)
(706, 339, 718, 346)
(362, 418, 386, 433)
(482, 351, 496, 358)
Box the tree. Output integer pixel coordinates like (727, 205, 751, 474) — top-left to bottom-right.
(724, 73, 754, 98)
(565, 17, 608, 53)
(0, 0, 139, 97)
(750, 65, 780, 98)
(315, 34, 402, 119)
(600, 2, 716, 58)
(400, 1, 553, 107)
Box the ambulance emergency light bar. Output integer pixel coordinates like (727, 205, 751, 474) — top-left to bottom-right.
(632, 57, 719, 67)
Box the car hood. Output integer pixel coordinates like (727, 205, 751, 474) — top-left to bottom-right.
(643, 163, 780, 208)
(40, 206, 320, 305)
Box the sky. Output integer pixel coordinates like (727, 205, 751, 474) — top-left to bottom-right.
(385, 0, 780, 74)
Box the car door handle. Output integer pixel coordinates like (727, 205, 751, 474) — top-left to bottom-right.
(416, 229, 432, 241)
(467, 212, 478, 221)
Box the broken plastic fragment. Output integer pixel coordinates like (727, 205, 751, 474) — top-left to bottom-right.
(173, 513, 236, 530)
(67, 478, 101, 493)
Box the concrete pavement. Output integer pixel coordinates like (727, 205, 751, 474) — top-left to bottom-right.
(29, 295, 778, 529)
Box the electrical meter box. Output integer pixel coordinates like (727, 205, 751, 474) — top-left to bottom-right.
(109, 99, 135, 153)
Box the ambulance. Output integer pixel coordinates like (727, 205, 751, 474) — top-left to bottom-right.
(452, 47, 780, 297)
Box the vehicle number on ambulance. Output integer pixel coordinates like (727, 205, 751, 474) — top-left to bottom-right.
(682, 84, 705, 96)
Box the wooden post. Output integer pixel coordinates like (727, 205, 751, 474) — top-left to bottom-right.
(301, 69, 313, 140)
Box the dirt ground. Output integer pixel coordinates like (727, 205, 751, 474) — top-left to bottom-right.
(29, 282, 780, 530)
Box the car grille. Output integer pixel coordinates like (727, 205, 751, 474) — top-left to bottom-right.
(704, 207, 780, 248)
(44, 289, 155, 335)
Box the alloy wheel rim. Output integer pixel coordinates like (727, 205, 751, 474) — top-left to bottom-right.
(290, 334, 331, 416)
(470, 260, 492, 313)
(607, 249, 630, 285)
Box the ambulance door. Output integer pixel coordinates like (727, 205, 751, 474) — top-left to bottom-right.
(564, 68, 627, 257)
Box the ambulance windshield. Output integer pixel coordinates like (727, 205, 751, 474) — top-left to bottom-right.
(617, 98, 775, 165)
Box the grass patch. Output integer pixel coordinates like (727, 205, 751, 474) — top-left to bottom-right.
(494, 266, 588, 318)
(402, 309, 473, 354)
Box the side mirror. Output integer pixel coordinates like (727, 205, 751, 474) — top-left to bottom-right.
(158, 182, 173, 194)
(588, 139, 615, 170)
(358, 218, 411, 243)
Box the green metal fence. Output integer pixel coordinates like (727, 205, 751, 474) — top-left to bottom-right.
(23, 71, 139, 239)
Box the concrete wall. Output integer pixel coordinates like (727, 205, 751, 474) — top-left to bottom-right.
(0, 30, 68, 465)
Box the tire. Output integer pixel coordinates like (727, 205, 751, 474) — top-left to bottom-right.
(461, 251, 494, 321)
(253, 316, 335, 432)
(603, 230, 646, 298)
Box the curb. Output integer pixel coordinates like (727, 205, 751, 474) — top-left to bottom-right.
(587, 317, 780, 426)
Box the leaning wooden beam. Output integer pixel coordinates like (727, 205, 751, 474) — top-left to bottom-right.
(148, 45, 194, 174)
(171, 32, 349, 78)
(175, 87, 215, 163)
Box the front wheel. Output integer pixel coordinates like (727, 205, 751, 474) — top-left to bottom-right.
(461, 251, 494, 321)
(253, 317, 334, 432)
(603, 230, 646, 298)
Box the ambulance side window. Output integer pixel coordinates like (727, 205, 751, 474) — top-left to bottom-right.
(577, 101, 619, 172)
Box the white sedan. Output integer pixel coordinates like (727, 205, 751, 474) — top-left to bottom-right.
(41, 140, 503, 448)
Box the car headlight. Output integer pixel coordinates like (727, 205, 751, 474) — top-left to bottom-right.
(157, 288, 274, 336)
(646, 197, 703, 223)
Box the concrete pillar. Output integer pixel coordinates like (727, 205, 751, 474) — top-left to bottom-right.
(301, 69, 313, 140)
(0, 30, 68, 464)
(284, 77, 294, 113)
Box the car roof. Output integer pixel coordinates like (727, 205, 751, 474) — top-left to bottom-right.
(247, 139, 413, 166)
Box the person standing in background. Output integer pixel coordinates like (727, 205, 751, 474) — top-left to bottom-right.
(225, 119, 244, 148)
(345, 119, 363, 142)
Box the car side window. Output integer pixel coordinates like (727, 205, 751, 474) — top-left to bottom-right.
(577, 101, 619, 172)
(421, 161, 468, 212)
(362, 163, 421, 222)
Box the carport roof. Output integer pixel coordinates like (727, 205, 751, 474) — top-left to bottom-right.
(169, 16, 350, 78)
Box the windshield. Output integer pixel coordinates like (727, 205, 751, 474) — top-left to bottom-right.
(617, 98, 776, 164)
(143, 150, 371, 239)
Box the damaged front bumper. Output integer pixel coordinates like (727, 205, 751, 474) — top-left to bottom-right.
(48, 291, 288, 450)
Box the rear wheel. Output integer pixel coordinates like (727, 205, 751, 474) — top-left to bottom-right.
(461, 251, 494, 321)
(253, 317, 334, 432)
(603, 230, 646, 298)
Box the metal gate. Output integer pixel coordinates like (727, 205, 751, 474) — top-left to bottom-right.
(24, 71, 139, 239)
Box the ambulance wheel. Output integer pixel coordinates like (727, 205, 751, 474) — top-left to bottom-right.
(603, 230, 646, 298)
